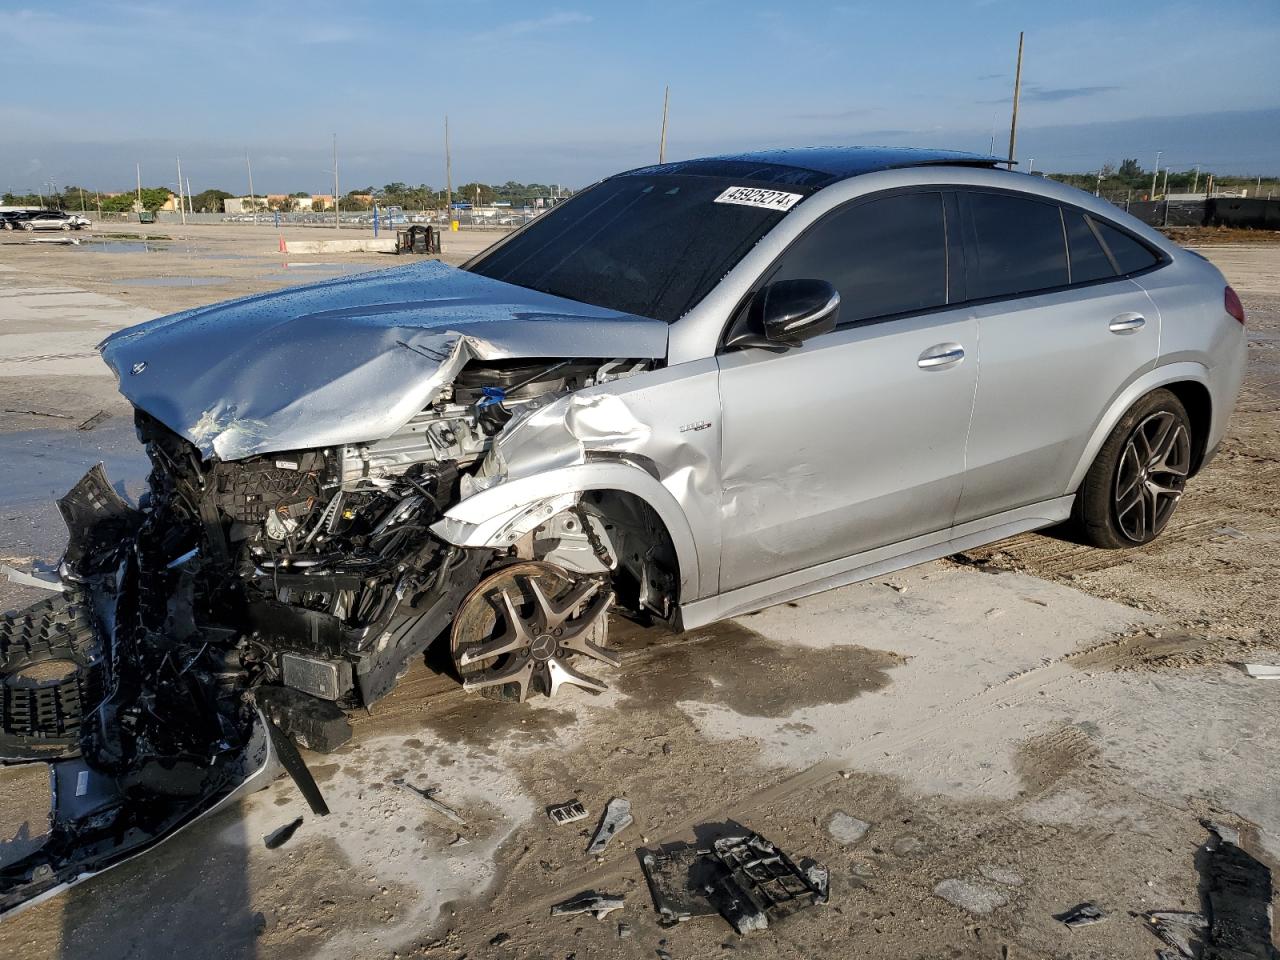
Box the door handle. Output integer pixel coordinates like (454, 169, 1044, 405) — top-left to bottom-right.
(1109, 312, 1146, 334)
(917, 343, 965, 370)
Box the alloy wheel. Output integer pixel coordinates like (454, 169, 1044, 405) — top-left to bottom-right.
(1113, 410, 1190, 542)
(451, 560, 617, 702)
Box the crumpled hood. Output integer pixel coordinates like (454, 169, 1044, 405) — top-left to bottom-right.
(99, 260, 668, 460)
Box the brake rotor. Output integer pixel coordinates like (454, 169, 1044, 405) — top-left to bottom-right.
(450, 560, 618, 703)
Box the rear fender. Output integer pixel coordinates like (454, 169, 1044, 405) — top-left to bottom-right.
(1066, 360, 1210, 492)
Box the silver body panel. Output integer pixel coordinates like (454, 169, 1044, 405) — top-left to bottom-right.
(99, 259, 667, 460)
(99, 165, 1246, 623)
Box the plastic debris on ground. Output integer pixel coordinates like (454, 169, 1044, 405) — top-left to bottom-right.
(550, 892, 625, 920)
(548, 800, 589, 826)
(263, 817, 304, 850)
(1143, 824, 1277, 959)
(586, 797, 633, 854)
(391, 777, 466, 825)
(1240, 663, 1280, 679)
(639, 830, 829, 934)
(1054, 902, 1106, 928)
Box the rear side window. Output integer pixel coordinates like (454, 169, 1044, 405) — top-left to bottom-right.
(769, 191, 948, 324)
(1064, 211, 1116, 283)
(1091, 219, 1161, 275)
(966, 192, 1069, 299)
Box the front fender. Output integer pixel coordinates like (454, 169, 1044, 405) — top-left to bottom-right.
(430, 461, 702, 601)
(1066, 360, 1211, 492)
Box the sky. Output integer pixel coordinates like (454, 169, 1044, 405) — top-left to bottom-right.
(3, 0, 1279, 195)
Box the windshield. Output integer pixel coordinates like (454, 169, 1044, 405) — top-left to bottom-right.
(466, 174, 805, 323)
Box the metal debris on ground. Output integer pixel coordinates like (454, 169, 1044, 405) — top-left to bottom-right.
(1213, 525, 1248, 539)
(586, 797, 633, 854)
(1, 408, 75, 420)
(639, 830, 829, 934)
(76, 410, 110, 431)
(616, 921, 632, 939)
(263, 817, 304, 850)
(391, 777, 467, 825)
(549, 800, 589, 826)
(1240, 663, 1280, 679)
(1054, 902, 1106, 928)
(1, 564, 66, 592)
(550, 892, 625, 920)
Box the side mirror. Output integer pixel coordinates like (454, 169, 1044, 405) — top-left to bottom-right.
(725, 279, 840, 353)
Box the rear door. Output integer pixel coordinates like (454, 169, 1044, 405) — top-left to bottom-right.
(716, 190, 978, 592)
(955, 190, 1162, 523)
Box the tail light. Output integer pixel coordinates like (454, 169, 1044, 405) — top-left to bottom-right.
(1224, 285, 1246, 325)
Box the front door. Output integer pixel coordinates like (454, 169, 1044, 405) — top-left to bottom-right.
(716, 190, 978, 592)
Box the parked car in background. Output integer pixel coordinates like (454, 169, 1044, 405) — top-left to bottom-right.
(14, 210, 89, 231)
(0, 209, 48, 230)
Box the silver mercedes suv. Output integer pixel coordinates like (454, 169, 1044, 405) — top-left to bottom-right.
(0, 147, 1246, 910)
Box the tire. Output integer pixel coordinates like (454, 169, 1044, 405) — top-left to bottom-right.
(1073, 388, 1193, 549)
(22, 223, 34, 231)
(61, 224, 71, 231)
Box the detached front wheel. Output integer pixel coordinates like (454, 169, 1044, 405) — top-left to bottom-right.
(1074, 388, 1192, 548)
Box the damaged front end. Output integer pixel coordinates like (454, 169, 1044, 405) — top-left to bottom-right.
(0, 348, 662, 914)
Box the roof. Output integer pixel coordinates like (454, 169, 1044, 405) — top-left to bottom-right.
(621, 146, 1008, 188)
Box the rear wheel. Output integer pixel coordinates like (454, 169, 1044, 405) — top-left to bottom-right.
(21, 223, 34, 231)
(1074, 388, 1192, 548)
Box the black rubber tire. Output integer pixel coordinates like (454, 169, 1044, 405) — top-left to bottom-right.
(1072, 388, 1192, 549)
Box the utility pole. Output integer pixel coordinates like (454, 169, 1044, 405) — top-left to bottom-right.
(186, 177, 193, 215)
(1027, 157, 1035, 174)
(136, 163, 143, 211)
(246, 152, 257, 225)
(1192, 164, 1200, 196)
(445, 115, 452, 223)
(1161, 167, 1168, 199)
(659, 84, 670, 164)
(176, 156, 187, 226)
(1149, 150, 1162, 200)
(1006, 31, 1023, 170)
(333, 133, 340, 231)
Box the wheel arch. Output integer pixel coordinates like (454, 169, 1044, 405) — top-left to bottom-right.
(431, 461, 701, 603)
(1067, 362, 1212, 493)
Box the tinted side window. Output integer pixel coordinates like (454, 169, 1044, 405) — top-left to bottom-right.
(967, 192, 1068, 299)
(771, 192, 947, 324)
(1064, 210, 1116, 283)
(1091, 219, 1161, 275)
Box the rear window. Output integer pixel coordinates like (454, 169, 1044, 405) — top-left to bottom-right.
(1091, 219, 1161, 275)
(1064, 211, 1116, 284)
(467, 174, 800, 322)
(966, 192, 1069, 299)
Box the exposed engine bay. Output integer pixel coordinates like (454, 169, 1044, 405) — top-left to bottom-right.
(0, 355, 679, 915)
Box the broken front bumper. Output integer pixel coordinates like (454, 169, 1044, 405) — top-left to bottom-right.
(0, 465, 282, 917)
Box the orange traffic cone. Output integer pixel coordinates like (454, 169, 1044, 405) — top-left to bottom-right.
(278, 234, 286, 253)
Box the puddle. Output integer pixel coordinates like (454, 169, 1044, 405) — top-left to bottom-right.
(259, 263, 376, 280)
(74, 241, 161, 254)
(111, 276, 231, 287)
(617, 619, 903, 717)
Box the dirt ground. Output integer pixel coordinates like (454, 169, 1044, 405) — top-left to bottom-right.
(0, 224, 1276, 960)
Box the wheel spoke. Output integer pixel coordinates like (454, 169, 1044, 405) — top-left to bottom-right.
(457, 590, 531, 666)
(462, 656, 536, 702)
(545, 657, 608, 697)
(529, 577, 601, 631)
(1145, 413, 1174, 466)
